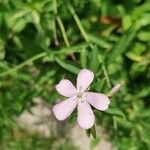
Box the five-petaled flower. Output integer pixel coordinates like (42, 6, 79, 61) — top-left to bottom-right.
(53, 69, 119, 129)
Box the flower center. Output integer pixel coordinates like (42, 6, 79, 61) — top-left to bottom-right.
(77, 92, 82, 98)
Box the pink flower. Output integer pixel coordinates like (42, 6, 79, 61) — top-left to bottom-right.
(53, 69, 111, 129)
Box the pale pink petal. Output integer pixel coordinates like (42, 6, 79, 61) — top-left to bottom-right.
(53, 98, 77, 120)
(86, 92, 110, 111)
(56, 79, 76, 97)
(77, 100, 95, 129)
(77, 69, 94, 92)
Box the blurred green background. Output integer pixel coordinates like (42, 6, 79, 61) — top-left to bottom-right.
(0, 0, 150, 149)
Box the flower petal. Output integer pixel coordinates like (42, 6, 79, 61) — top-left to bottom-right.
(53, 98, 77, 120)
(86, 92, 110, 111)
(77, 69, 94, 92)
(56, 79, 76, 97)
(77, 100, 95, 129)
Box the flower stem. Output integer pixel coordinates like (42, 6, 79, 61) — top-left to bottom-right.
(102, 64, 111, 88)
(0, 52, 46, 77)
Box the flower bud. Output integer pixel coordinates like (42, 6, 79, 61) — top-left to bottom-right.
(106, 84, 121, 97)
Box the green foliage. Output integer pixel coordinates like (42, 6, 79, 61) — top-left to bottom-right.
(105, 106, 125, 119)
(90, 137, 101, 148)
(0, 0, 150, 149)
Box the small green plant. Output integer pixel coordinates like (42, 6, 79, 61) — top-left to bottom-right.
(0, 0, 150, 149)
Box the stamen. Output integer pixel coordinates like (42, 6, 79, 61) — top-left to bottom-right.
(77, 93, 82, 98)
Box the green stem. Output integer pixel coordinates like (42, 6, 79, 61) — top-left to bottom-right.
(53, 0, 57, 14)
(0, 43, 88, 77)
(68, 4, 89, 42)
(98, 55, 111, 88)
(0, 52, 46, 77)
(56, 16, 70, 47)
(52, 18, 59, 46)
(102, 64, 111, 88)
(52, 0, 59, 46)
(113, 116, 118, 147)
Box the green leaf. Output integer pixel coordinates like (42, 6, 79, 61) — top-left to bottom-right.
(12, 19, 27, 32)
(86, 128, 91, 137)
(89, 46, 99, 73)
(122, 15, 132, 31)
(132, 42, 146, 55)
(32, 11, 40, 27)
(137, 31, 150, 42)
(138, 109, 150, 118)
(55, 58, 80, 74)
(85, 125, 97, 139)
(69, 111, 77, 124)
(13, 36, 23, 49)
(91, 125, 97, 139)
(88, 34, 111, 49)
(126, 41, 146, 61)
(93, 78, 106, 92)
(105, 106, 125, 119)
(133, 3, 150, 18)
(106, 28, 136, 63)
(80, 48, 88, 68)
(54, 43, 88, 55)
(0, 39, 5, 60)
